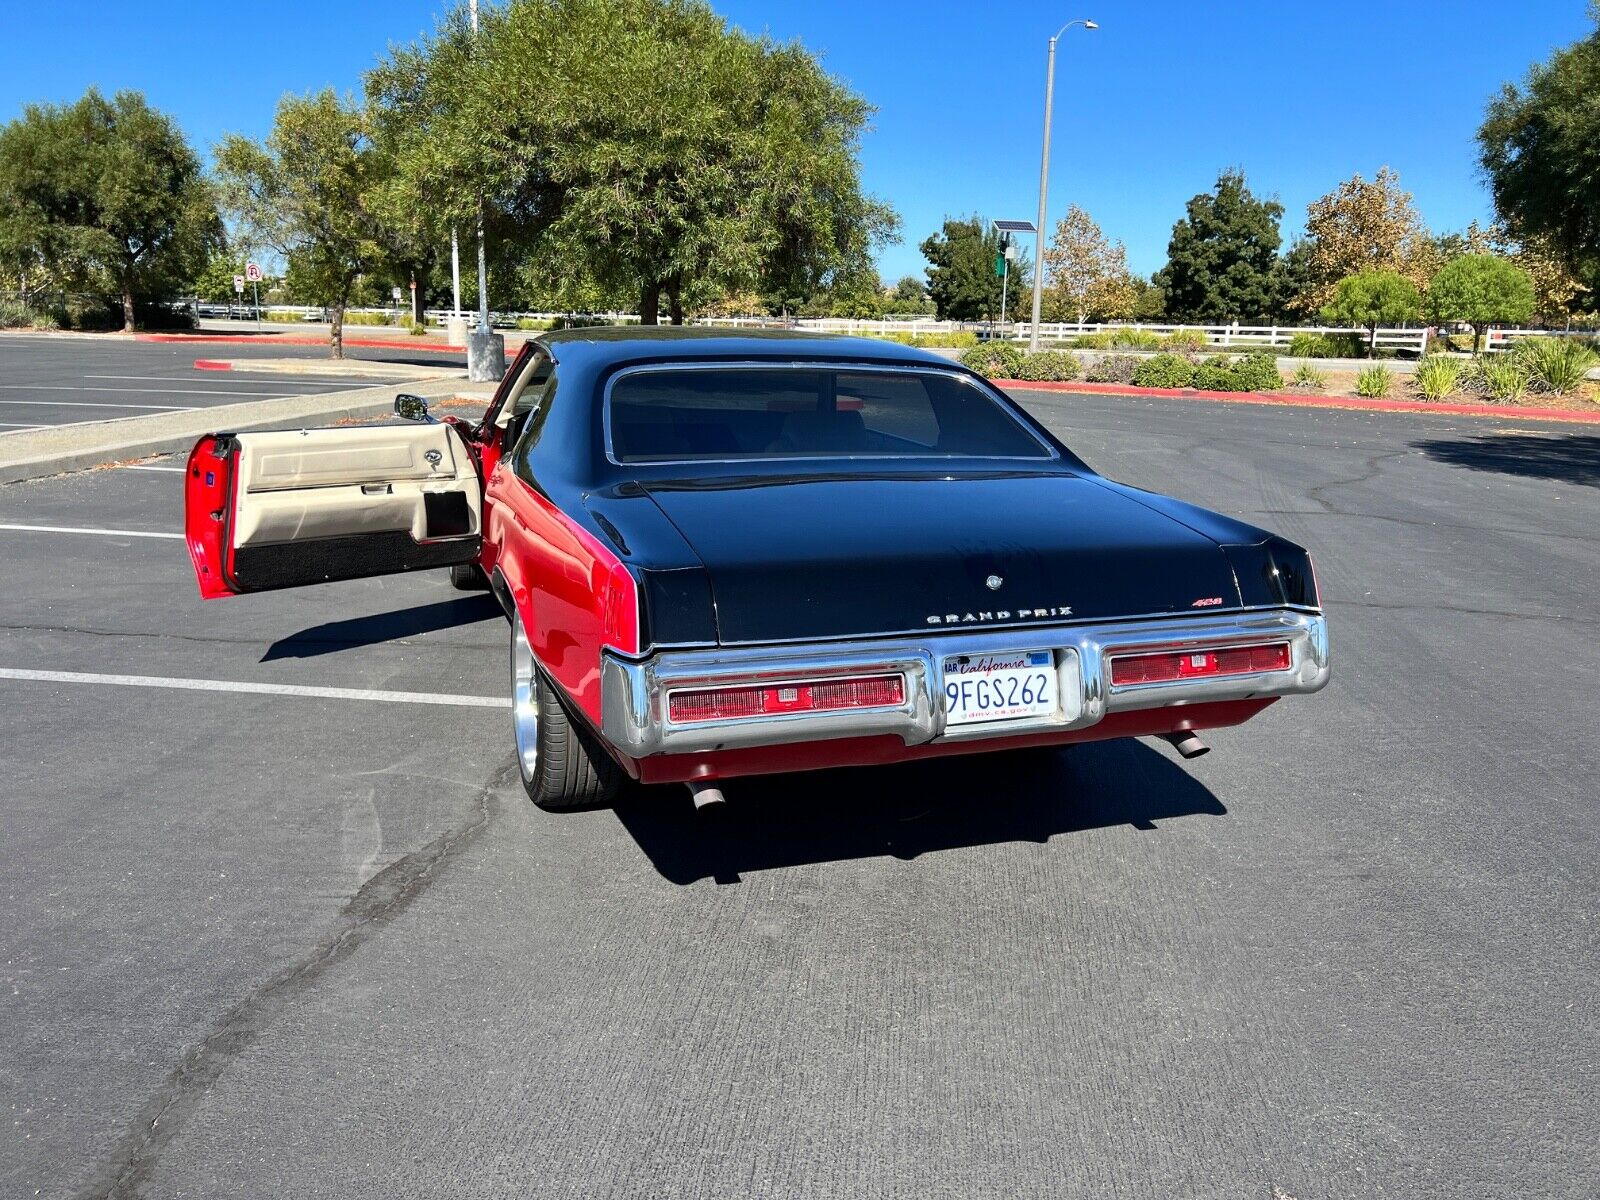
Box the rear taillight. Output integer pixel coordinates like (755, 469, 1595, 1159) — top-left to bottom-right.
(1110, 642, 1290, 686)
(668, 674, 905, 724)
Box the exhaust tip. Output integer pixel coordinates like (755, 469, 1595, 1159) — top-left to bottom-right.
(1161, 731, 1210, 759)
(688, 781, 727, 810)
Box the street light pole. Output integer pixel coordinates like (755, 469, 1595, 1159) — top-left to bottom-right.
(470, 0, 489, 333)
(1029, 18, 1097, 353)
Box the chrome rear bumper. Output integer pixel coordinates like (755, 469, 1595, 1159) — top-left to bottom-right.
(600, 609, 1329, 759)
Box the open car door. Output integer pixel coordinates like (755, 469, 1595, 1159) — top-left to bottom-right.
(184, 422, 482, 599)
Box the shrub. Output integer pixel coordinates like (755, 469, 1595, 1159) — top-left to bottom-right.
(345, 311, 391, 326)
(1068, 332, 1113, 349)
(1413, 356, 1463, 401)
(1291, 363, 1327, 390)
(1288, 331, 1363, 358)
(1130, 352, 1196, 388)
(1468, 357, 1530, 403)
(1191, 355, 1237, 391)
(406, 321, 429, 337)
(1013, 350, 1080, 382)
(1111, 328, 1161, 350)
(0, 299, 31, 328)
(959, 342, 1027, 378)
(1161, 328, 1208, 352)
(1355, 365, 1393, 398)
(1083, 354, 1139, 384)
(517, 317, 554, 331)
(1509, 336, 1599, 394)
(266, 311, 301, 322)
(882, 330, 978, 349)
(1231, 352, 1283, 392)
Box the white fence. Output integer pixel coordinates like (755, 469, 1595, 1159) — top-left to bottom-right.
(1006, 321, 1430, 355)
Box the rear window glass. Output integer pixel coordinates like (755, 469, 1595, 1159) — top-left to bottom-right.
(608, 367, 1051, 462)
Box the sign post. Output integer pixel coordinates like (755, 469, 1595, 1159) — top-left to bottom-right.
(244, 262, 263, 330)
(232, 275, 245, 322)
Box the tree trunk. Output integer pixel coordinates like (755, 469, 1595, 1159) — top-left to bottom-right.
(410, 278, 425, 326)
(330, 300, 346, 360)
(121, 287, 136, 333)
(1473, 324, 1486, 355)
(667, 276, 684, 326)
(640, 281, 661, 326)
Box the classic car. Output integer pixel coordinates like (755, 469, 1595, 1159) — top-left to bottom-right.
(184, 329, 1330, 810)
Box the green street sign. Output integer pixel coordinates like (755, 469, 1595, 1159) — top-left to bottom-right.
(994, 255, 1005, 278)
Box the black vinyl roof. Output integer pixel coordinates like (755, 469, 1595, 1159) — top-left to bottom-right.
(538, 325, 956, 371)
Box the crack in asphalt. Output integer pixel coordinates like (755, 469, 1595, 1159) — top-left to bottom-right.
(1247, 508, 1600, 545)
(1328, 597, 1590, 624)
(1304, 449, 1416, 513)
(74, 759, 515, 1200)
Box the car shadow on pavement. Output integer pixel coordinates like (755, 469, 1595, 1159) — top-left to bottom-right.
(613, 737, 1226, 885)
(260, 595, 503, 660)
(1413, 433, 1600, 487)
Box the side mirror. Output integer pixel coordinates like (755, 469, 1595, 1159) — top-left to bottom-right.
(394, 393, 434, 423)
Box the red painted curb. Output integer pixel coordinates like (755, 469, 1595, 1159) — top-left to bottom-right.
(995, 378, 1600, 425)
(137, 333, 464, 353)
(193, 359, 233, 371)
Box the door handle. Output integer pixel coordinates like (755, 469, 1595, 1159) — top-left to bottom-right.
(361, 483, 392, 496)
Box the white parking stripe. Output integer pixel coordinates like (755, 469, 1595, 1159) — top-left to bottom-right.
(0, 421, 40, 427)
(0, 667, 505, 708)
(0, 398, 196, 411)
(0, 523, 183, 539)
(0, 386, 275, 398)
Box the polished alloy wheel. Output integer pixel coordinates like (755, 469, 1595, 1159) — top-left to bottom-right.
(511, 609, 539, 782)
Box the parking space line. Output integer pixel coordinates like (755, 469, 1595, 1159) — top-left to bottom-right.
(0, 385, 283, 399)
(0, 523, 183, 539)
(0, 667, 505, 708)
(0, 398, 197, 411)
(0, 421, 40, 428)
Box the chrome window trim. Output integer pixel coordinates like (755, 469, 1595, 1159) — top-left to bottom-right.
(600, 360, 1060, 468)
(601, 609, 1329, 758)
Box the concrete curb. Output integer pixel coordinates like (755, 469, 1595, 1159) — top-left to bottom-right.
(0, 375, 468, 486)
(997, 378, 1600, 425)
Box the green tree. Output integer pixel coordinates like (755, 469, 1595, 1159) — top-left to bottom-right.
(919, 217, 1030, 322)
(1275, 239, 1317, 319)
(214, 90, 389, 357)
(1041, 204, 1128, 324)
(1425, 253, 1536, 352)
(1155, 169, 1284, 322)
(1479, 10, 1600, 295)
(1319, 270, 1421, 357)
(369, 0, 896, 325)
(0, 88, 220, 329)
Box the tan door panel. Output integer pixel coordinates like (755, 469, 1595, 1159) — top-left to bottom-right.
(231, 425, 480, 548)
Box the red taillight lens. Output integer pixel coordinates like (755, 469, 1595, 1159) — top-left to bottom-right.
(1110, 642, 1290, 686)
(668, 674, 905, 724)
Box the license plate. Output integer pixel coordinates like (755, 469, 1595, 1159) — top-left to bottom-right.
(942, 650, 1057, 726)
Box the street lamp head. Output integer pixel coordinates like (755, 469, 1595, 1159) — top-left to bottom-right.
(1084, 19, 1099, 28)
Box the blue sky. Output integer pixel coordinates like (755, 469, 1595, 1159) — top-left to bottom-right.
(2, 1, 1591, 282)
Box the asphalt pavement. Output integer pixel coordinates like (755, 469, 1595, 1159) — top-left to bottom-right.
(0, 333, 458, 430)
(0, 387, 1595, 1199)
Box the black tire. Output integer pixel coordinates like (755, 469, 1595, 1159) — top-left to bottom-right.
(510, 609, 622, 810)
(528, 671, 624, 810)
(449, 562, 490, 590)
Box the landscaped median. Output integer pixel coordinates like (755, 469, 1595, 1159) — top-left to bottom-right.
(962, 342, 1600, 424)
(0, 376, 480, 486)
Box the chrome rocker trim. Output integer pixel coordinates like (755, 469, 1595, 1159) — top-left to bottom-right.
(600, 609, 1329, 759)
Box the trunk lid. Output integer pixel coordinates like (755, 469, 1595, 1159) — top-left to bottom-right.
(640, 472, 1241, 645)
